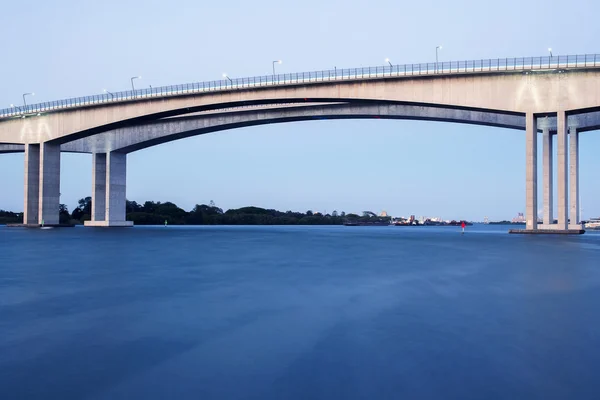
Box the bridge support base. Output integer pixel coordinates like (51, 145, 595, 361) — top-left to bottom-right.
(84, 151, 133, 227)
(523, 113, 583, 235)
(84, 220, 133, 227)
(509, 229, 585, 235)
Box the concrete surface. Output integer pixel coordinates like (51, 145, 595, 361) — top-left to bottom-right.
(2, 68, 600, 145)
(38, 143, 60, 226)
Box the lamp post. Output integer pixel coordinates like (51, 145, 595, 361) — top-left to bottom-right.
(222, 73, 233, 83)
(22, 92, 34, 110)
(385, 58, 393, 67)
(435, 45, 442, 72)
(103, 89, 114, 99)
(130, 76, 141, 91)
(272, 60, 282, 76)
(548, 48, 553, 57)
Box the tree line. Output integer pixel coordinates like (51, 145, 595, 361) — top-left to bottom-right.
(56, 197, 387, 225)
(1, 198, 390, 226)
(0, 210, 22, 224)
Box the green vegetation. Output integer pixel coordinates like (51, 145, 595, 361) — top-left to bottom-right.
(124, 200, 349, 225)
(0, 210, 22, 224)
(61, 198, 390, 226)
(1, 197, 390, 226)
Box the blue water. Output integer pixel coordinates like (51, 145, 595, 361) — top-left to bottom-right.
(1, 225, 600, 400)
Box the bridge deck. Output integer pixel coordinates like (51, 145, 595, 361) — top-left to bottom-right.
(2, 54, 599, 121)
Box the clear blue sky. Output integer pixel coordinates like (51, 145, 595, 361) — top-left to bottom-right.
(1, 0, 599, 221)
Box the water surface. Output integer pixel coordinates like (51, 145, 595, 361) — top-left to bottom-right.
(1, 225, 600, 399)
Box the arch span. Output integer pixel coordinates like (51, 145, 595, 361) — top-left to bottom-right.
(59, 103, 527, 154)
(3, 103, 599, 155)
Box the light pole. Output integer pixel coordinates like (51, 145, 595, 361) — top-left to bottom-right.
(436, 45, 442, 72)
(385, 58, 393, 67)
(548, 47, 553, 57)
(272, 60, 282, 76)
(22, 92, 34, 109)
(222, 73, 233, 83)
(130, 76, 141, 91)
(103, 89, 114, 99)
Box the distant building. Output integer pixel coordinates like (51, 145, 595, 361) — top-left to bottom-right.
(380, 211, 388, 217)
(512, 212, 526, 223)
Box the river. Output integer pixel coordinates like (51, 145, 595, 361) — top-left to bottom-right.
(1, 225, 600, 399)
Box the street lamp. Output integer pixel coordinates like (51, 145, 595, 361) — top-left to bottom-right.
(385, 58, 393, 67)
(222, 73, 233, 83)
(130, 76, 142, 91)
(272, 60, 282, 75)
(22, 92, 34, 108)
(103, 89, 114, 99)
(435, 45, 442, 72)
(548, 47, 553, 57)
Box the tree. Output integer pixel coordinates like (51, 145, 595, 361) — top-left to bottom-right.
(126, 200, 142, 213)
(72, 197, 92, 221)
(142, 201, 160, 213)
(59, 204, 71, 224)
(78, 197, 92, 214)
(332, 210, 338, 217)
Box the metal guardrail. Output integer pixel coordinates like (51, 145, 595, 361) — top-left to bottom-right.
(1, 54, 599, 120)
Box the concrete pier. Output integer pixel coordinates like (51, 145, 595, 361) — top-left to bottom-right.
(22, 142, 60, 226)
(519, 113, 584, 235)
(569, 127, 580, 228)
(85, 151, 133, 227)
(38, 143, 61, 225)
(525, 113, 537, 230)
(90, 153, 106, 222)
(542, 128, 553, 225)
(556, 111, 568, 230)
(23, 144, 40, 225)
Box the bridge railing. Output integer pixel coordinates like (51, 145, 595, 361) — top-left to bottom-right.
(1, 54, 599, 120)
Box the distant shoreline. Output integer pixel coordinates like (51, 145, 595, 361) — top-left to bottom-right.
(1, 202, 525, 226)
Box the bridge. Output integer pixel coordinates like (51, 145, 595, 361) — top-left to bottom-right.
(1, 54, 599, 231)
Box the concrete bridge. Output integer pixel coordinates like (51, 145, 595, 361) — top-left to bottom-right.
(1, 54, 599, 231)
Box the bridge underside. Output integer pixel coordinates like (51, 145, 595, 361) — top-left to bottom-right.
(2, 102, 600, 155)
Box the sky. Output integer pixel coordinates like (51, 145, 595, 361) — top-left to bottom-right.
(0, 0, 599, 221)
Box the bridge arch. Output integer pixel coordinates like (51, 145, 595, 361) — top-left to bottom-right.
(59, 102, 527, 154)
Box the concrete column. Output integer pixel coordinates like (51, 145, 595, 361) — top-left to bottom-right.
(105, 152, 133, 226)
(85, 151, 132, 227)
(569, 128, 580, 227)
(525, 112, 537, 230)
(23, 144, 40, 225)
(106, 152, 127, 223)
(38, 142, 61, 225)
(91, 153, 106, 222)
(543, 128, 553, 225)
(556, 111, 568, 230)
